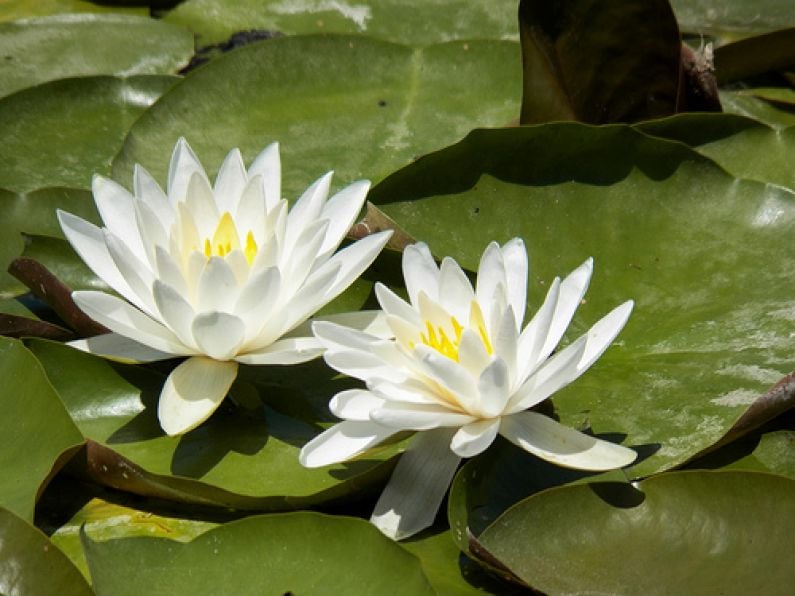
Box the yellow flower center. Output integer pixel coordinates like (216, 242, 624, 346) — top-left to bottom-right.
(417, 302, 493, 362)
(201, 212, 258, 265)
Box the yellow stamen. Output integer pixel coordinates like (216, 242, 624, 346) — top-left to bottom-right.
(418, 309, 492, 362)
(244, 231, 258, 266)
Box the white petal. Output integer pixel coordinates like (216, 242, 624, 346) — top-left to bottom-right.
(499, 411, 637, 470)
(517, 277, 561, 379)
(104, 231, 157, 316)
(235, 336, 323, 364)
(281, 218, 329, 293)
(414, 345, 479, 413)
(493, 306, 518, 381)
(224, 250, 250, 285)
(578, 300, 634, 371)
(450, 418, 500, 457)
(312, 310, 392, 338)
(316, 179, 370, 259)
(154, 246, 189, 297)
(153, 280, 196, 347)
(312, 320, 380, 352)
(371, 428, 460, 540)
(185, 173, 220, 238)
(197, 257, 239, 313)
(248, 142, 280, 209)
(438, 257, 475, 321)
(501, 238, 528, 328)
(191, 311, 245, 360)
(68, 333, 175, 363)
(539, 258, 593, 358)
(457, 328, 491, 376)
(323, 349, 407, 384)
(329, 389, 386, 421)
(234, 266, 280, 331)
(368, 379, 441, 406)
(275, 262, 341, 338)
(167, 137, 208, 204)
(134, 163, 174, 229)
(158, 356, 238, 436)
(133, 197, 168, 267)
(299, 419, 398, 468)
(476, 241, 505, 307)
(478, 357, 511, 417)
(214, 147, 248, 213)
(234, 175, 267, 241)
(375, 282, 422, 328)
(92, 175, 146, 262)
(403, 242, 439, 304)
(284, 171, 332, 253)
(58, 210, 134, 300)
(72, 290, 186, 354)
(371, 402, 475, 430)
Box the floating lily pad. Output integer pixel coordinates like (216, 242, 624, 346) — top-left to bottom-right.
(370, 124, 795, 477)
(112, 35, 521, 199)
(477, 471, 795, 594)
(164, 0, 519, 46)
(83, 512, 435, 595)
(670, 0, 795, 42)
(0, 337, 83, 521)
(637, 113, 795, 190)
(0, 507, 92, 596)
(0, 14, 192, 99)
(0, 0, 146, 22)
(27, 339, 404, 509)
(0, 75, 178, 193)
(720, 90, 795, 129)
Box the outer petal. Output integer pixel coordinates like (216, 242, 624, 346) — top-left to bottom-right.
(374, 282, 422, 328)
(191, 312, 245, 360)
(284, 171, 332, 254)
(499, 411, 637, 470)
(403, 242, 439, 304)
(437, 257, 475, 321)
(235, 336, 323, 365)
(450, 418, 500, 458)
(501, 238, 528, 329)
(158, 356, 238, 436)
(299, 419, 399, 468)
(92, 175, 146, 261)
(539, 258, 593, 358)
(477, 357, 511, 417)
(371, 402, 476, 430)
(213, 147, 248, 213)
(167, 137, 209, 204)
(316, 179, 370, 259)
(69, 333, 175, 363)
(133, 164, 173, 229)
(248, 142, 281, 209)
(329, 389, 386, 421)
(152, 280, 196, 348)
(371, 428, 460, 540)
(475, 241, 505, 308)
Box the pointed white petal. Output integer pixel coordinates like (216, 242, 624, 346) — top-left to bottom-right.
(476, 241, 506, 307)
(501, 238, 528, 328)
(414, 345, 479, 413)
(133, 197, 168, 267)
(133, 164, 174, 229)
(371, 402, 475, 430)
(281, 218, 329, 293)
(517, 277, 561, 379)
(368, 379, 441, 406)
(69, 333, 175, 363)
(578, 300, 634, 371)
(214, 147, 248, 213)
(167, 137, 208, 204)
(234, 175, 267, 241)
(235, 336, 323, 364)
(92, 175, 146, 261)
(450, 418, 500, 457)
(234, 266, 280, 331)
(312, 320, 380, 351)
(438, 257, 475, 321)
(316, 179, 370, 259)
(158, 356, 238, 436)
(154, 246, 188, 297)
(375, 283, 422, 328)
(478, 357, 511, 417)
(299, 419, 398, 468)
(284, 171, 332, 252)
(312, 310, 392, 339)
(539, 258, 593, 358)
(185, 172, 220, 237)
(493, 306, 518, 380)
(371, 428, 460, 540)
(248, 142, 281, 209)
(197, 257, 239, 313)
(457, 328, 491, 376)
(329, 389, 386, 421)
(104, 231, 157, 315)
(72, 290, 186, 354)
(191, 311, 245, 360)
(152, 280, 196, 347)
(499, 411, 637, 470)
(403, 242, 439, 304)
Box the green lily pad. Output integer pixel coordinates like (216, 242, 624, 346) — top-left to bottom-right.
(720, 90, 795, 129)
(670, 0, 795, 42)
(477, 471, 795, 594)
(0, 188, 100, 298)
(164, 0, 519, 46)
(83, 512, 435, 595)
(0, 14, 192, 99)
(0, 75, 178, 193)
(370, 124, 795, 477)
(112, 35, 521, 199)
(27, 338, 404, 509)
(0, 337, 83, 521)
(637, 113, 795, 190)
(714, 28, 795, 84)
(0, 0, 146, 22)
(0, 507, 92, 596)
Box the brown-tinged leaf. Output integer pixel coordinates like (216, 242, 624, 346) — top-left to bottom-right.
(715, 27, 795, 84)
(349, 201, 416, 251)
(0, 312, 73, 340)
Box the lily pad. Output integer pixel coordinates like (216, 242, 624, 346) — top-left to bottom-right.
(0, 0, 146, 22)
(112, 35, 521, 199)
(720, 90, 795, 129)
(478, 471, 795, 594)
(164, 0, 519, 46)
(370, 124, 795, 477)
(0, 337, 83, 521)
(670, 0, 795, 42)
(0, 14, 192, 99)
(0, 507, 92, 596)
(637, 113, 795, 190)
(0, 188, 99, 298)
(83, 512, 435, 595)
(0, 75, 178, 193)
(27, 338, 404, 509)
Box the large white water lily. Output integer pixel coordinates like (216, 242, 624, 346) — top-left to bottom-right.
(58, 138, 391, 436)
(300, 239, 636, 540)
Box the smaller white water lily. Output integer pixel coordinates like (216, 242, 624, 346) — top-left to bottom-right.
(58, 138, 391, 436)
(300, 239, 636, 540)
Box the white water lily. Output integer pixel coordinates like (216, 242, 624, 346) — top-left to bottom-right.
(300, 239, 636, 540)
(58, 138, 391, 436)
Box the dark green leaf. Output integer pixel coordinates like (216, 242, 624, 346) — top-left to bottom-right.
(714, 28, 795, 84)
(670, 0, 795, 42)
